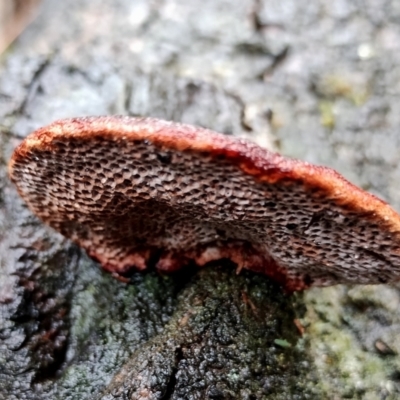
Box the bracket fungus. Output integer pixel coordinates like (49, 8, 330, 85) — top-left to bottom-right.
(8, 116, 400, 290)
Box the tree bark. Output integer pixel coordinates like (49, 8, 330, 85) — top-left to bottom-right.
(1, 0, 400, 399)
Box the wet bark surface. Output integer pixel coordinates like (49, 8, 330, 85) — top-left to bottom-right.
(99, 267, 311, 400)
(1, 0, 400, 399)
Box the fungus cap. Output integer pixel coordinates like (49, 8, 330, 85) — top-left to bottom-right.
(9, 116, 400, 290)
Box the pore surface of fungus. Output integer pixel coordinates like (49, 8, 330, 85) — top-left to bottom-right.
(9, 116, 400, 290)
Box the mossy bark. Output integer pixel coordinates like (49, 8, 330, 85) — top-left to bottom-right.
(99, 266, 312, 400)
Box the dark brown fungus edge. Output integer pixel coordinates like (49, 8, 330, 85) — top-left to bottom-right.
(8, 116, 400, 291)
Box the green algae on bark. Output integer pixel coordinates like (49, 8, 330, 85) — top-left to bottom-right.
(304, 285, 400, 399)
(40, 255, 179, 400)
(99, 265, 319, 399)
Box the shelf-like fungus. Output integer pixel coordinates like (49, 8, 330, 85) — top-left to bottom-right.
(9, 116, 400, 290)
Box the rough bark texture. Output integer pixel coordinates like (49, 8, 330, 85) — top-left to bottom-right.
(99, 267, 311, 400)
(1, 0, 400, 399)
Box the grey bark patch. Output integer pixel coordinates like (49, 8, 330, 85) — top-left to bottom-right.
(127, 73, 244, 136)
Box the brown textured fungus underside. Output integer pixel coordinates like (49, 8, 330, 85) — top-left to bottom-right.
(8, 116, 400, 290)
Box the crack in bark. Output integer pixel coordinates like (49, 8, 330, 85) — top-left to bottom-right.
(17, 56, 51, 116)
(161, 347, 184, 400)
